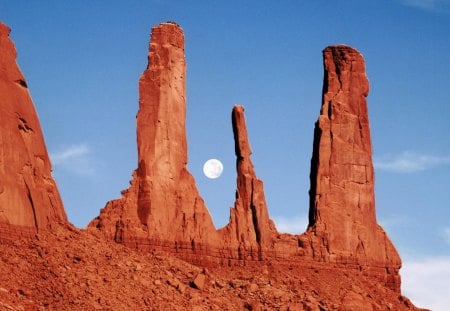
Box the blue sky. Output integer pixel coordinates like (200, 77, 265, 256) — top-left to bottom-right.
(1, 1, 449, 309)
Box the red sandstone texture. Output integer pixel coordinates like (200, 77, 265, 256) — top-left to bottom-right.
(0, 21, 426, 309)
(0, 22, 67, 238)
(87, 22, 416, 306)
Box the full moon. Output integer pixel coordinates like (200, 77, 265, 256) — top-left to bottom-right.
(203, 159, 223, 179)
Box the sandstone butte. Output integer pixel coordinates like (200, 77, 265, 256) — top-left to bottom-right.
(0, 21, 426, 310)
(0, 22, 67, 239)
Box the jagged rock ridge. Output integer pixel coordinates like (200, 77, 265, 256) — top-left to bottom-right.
(0, 22, 67, 238)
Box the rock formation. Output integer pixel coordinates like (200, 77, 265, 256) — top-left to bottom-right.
(89, 23, 277, 263)
(218, 105, 277, 261)
(90, 26, 402, 293)
(0, 20, 422, 309)
(0, 22, 67, 237)
(89, 22, 219, 258)
(304, 45, 401, 290)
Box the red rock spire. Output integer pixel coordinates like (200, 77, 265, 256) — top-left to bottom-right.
(135, 22, 217, 242)
(90, 22, 218, 253)
(218, 105, 277, 260)
(0, 22, 67, 236)
(306, 45, 401, 289)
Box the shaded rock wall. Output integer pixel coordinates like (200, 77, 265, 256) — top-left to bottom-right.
(0, 22, 67, 237)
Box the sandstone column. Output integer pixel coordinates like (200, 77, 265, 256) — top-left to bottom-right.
(90, 22, 218, 256)
(306, 45, 401, 290)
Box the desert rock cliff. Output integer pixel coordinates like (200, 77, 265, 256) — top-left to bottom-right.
(0, 22, 67, 237)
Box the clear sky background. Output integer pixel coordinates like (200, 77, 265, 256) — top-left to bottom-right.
(1, 1, 449, 309)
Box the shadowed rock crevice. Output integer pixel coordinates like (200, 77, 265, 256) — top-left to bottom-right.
(15, 78, 28, 88)
(23, 178, 39, 232)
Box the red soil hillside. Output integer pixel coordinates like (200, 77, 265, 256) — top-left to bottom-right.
(0, 226, 420, 310)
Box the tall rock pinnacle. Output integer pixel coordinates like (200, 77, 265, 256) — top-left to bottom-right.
(90, 22, 218, 253)
(306, 45, 401, 289)
(135, 22, 217, 243)
(218, 106, 277, 260)
(0, 22, 67, 236)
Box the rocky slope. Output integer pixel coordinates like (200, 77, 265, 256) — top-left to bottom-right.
(0, 21, 426, 310)
(0, 225, 420, 310)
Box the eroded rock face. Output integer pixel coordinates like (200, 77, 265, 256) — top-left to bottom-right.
(304, 45, 401, 290)
(0, 22, 67, 237)
(218, 105, 277, 261)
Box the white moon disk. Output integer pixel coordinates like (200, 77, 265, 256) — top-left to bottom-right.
(203, 159, 223, 179)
